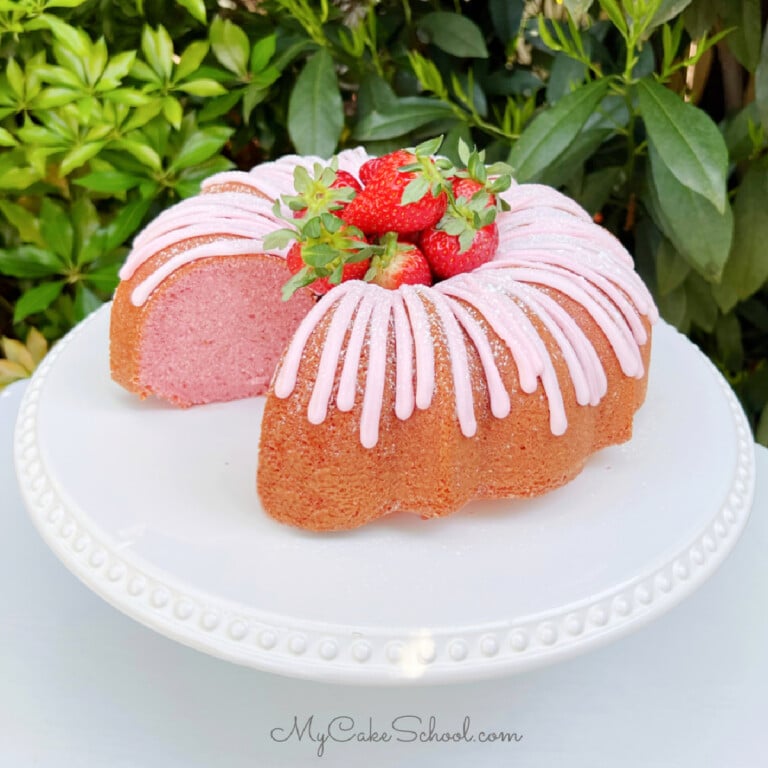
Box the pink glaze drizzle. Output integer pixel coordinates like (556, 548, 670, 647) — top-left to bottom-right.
(272, 183, 657, 448)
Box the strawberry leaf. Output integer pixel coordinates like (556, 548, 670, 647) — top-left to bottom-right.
(401, 176, 430, 205)
(262, 228, 296, 249)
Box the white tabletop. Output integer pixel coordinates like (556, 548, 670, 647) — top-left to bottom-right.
(2, 378, 767, 767)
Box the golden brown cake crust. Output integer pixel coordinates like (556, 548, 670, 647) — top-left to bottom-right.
(257, 288, 652, 531)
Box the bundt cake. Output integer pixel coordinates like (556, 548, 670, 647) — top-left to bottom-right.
(109, 143, 657, 531)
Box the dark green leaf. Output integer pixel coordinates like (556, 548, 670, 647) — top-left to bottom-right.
(489, 0, 524, 43)
(508, 78, 609, 182)
(40, 199, 74, 263)
(417, 12, 489, 58)
(757, 405, 768, 447)
(645, 143, 733, 281)
(0, 200, 45, 246)
(656, 283, 688, 331)
(546, 53, 588, 104)
(715, 159, 768, 312)
(13, 281, 66, 324)
(288, 49, 343, 157)
(576, 166, 624, 215)
(198, 90, 242, 122)
(683, 0, 718, 38)
(82, 264, 120, 291)
(718, 0, 761, 71)
(73, 283, 103, 321)
(755, 21, 768, 132)
(715, 311, 743, 372)
(0, 246, 64, 278)
(648, 0, 695, 33)
(638, 77, 728, 213)
(354, 97, 454, 141)
(684, 272, 718, 332)
(101, 196, 154, 252)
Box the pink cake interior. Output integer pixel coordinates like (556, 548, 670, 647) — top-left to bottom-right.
(140, 255, 312, 406)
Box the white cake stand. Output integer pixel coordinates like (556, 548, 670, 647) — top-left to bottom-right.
(14, 304, 755, 685)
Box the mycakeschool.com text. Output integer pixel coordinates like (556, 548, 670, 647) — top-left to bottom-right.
(269, 714, 524, 758)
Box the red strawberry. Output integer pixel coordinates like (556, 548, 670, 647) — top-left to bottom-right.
(420, 223, 498, 279)
(343, 150, 448, 234)
(451, 177, 496, 207)
(286, 241, 370, 296)
(367, 233, 432, 289)
(358, 150, 411, 186)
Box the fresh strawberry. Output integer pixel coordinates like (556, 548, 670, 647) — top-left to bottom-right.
(420, 223, 498, 279)
(281, 163, 361, 221)
(366, 232, 432, 289)
(343, 141, 450, 235)
(286, 241, 369, 295)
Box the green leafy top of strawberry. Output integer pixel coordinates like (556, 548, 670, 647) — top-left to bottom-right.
(452, 138, 514, 209)
(396, 135, 454, 206)
(276, 161, 359, 221)
(436, 186, 499, 253)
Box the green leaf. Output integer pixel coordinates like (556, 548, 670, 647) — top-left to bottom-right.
(112, 138, 162, 171)
(655, 234, 690, 295)
(756, 21, 768, 133)
(6, 58, 24, 99)
(40, 199, 74, 262)
(684, 272, 718, 332)
(717, 0, 762, 71)
(14, 281, 66, 324)
(141, 25, 174, 82)
(288, 48, 343, 158)
(59, 141, 105, 176)
(417, 12, 489, 58)
(0, 246, 64, 278)
(175, 41, 210, 81)
(210, 17, 250, 77)
(250, 34, 277, 73)
(562, 0, 594, 18)
(508, 78, 609, 182)
(715, 311, 743, 373)
(162, 96, 183, 129)
(101, 196, 154, 252)
(489, 0, 524, 43)
(176, 0, 206, 24)
(546, 53, 588, 104)
(175, 79, 227, 97)
(168, 126, 233, 172)
(645, 143, 733, 281)
(0, 200, 45, 246)
(353, 97, 454, 141)
(73, 283, 103, 321)
(715, 159, 768, 312)
(648, 0, 694, 32)
(82, 264, 120, 291)
(637, 77, 728, 213)
(71, 196, 101, 266)
(75, 170, 143, 193)
(757, 404, 768, 447)
(0, 128, 18, 149)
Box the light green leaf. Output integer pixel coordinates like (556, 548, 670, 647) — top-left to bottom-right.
(175, 79, 227, 97)
(210, 17, 250, 76)
(6, 58, 24, 99)
(637, 77, 728, 213)
(14, 281, 66, 324)
(561, 0, 594, 18)
(168, 126, 233, 172)
(175, 41, 210, 81)
(142, 25, 174, 82)
(0, 128, 17, 147)
(645, 143, 733, 281)
(715, 159, 768, 312)
(417, 12, 489, 58)
(74, 170, 143, 193)
(287, 49, 343, 157)
(60, 141, 106, 176)
(162, 96, 183, 129)
(353, 97, 454, 141)
(0, 166, 42, 189)
(0, 246, 64, 278)
(41, 15, 89, 57)
(509, 78, 609, 182)
(176, 0, 206, 24)
(100, 50, 136, 85)
(112, 138, 162, 171)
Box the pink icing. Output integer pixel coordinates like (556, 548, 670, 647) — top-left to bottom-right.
(272, 182, 658, 447)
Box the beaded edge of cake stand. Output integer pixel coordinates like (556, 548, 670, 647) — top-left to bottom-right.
(13, 306, 756, 684)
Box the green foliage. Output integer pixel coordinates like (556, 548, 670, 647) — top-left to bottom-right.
(0, 0, 767, 443)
